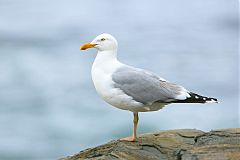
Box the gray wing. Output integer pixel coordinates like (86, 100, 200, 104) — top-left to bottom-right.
(112, 66, 189, 104)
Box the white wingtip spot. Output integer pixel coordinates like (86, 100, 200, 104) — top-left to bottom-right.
(203, 98, 206, 100)
(206, 99, 218, 103)
(195, 96, 199, 99)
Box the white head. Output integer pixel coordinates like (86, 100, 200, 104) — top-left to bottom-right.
(80, 33, 118, 52)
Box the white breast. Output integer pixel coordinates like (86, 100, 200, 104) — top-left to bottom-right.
(91, 52, 144, 111)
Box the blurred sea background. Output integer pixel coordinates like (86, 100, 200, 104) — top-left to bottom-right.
(0, 0, 239, 160)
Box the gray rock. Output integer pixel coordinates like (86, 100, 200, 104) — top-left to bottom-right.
(62, 128, 240, 160)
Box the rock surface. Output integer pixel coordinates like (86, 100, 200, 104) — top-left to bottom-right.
(62, 128, 240, 160)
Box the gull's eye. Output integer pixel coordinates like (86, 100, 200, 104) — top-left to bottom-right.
(100, 38, 106, 41)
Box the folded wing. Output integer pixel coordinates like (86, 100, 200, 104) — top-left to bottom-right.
(112, 66, 190, 104)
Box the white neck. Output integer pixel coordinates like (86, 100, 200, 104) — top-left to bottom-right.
(97, 50, 117, 61)
(92, 50, 123, 74)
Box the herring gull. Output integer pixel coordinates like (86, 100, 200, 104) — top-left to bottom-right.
(80, 33, 218, 141)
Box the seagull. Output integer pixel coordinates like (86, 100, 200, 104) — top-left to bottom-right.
(80, 33, 218, 142)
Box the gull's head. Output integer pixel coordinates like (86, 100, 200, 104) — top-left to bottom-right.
(80, 33, 118, 52)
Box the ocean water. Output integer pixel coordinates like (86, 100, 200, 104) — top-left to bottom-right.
(0, 0, 238, 159)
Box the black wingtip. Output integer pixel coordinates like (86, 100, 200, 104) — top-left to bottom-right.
(171, 92, 218, 103)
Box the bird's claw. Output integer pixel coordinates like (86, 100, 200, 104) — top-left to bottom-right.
(120, 136, 136, 142)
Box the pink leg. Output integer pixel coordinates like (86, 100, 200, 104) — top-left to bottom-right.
(120, 112, 139, 142)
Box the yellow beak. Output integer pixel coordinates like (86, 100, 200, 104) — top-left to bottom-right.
(80, 43, 97, 50)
